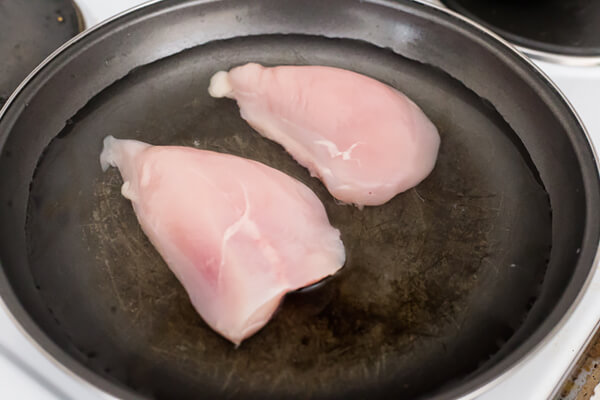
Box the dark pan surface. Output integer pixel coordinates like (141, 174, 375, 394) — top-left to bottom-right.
(0, 1, 598, 400)
(0, 0, 80, 107)
(26, 35, 550, 399)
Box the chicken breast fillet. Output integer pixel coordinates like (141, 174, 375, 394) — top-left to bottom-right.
(100, 136, 345, 345)
(209, 63, 440, 207)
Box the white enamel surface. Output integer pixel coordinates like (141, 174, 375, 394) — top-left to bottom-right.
(75, 0, 150, 28)
(1, 0, 600, 399)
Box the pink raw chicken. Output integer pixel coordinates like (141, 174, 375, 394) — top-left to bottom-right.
(100, 136, 345, 345)
(209, 63, 440, 207)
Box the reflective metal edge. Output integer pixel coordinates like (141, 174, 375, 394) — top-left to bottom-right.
(426, 0, 600, 67)
(413, 0, 600, 398)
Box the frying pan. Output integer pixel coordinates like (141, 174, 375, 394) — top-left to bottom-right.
(0, 0, 598, 399)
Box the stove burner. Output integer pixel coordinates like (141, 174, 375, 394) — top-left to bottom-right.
(443, 0, 600, 58)
(0, 0, 80, 105)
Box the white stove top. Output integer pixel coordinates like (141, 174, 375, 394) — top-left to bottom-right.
(2, 1, 600, 399)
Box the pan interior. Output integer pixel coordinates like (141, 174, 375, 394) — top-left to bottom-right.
(24, 35, 550, 399)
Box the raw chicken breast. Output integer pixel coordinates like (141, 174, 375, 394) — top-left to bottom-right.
(100, 136, 345, 345)
(209, 63, 440, 207)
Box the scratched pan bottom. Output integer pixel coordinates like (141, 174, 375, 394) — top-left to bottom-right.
(25, 35, 550, 399)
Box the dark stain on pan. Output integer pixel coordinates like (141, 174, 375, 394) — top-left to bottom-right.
(26, 35, 551, 399)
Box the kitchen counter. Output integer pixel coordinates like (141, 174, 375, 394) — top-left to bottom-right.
(560, 333, 600, 400)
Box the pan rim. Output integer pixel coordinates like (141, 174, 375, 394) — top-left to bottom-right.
(0, 0, 598, 399)
(437, 0, 600, 66)
(427, 0, 600, 66)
